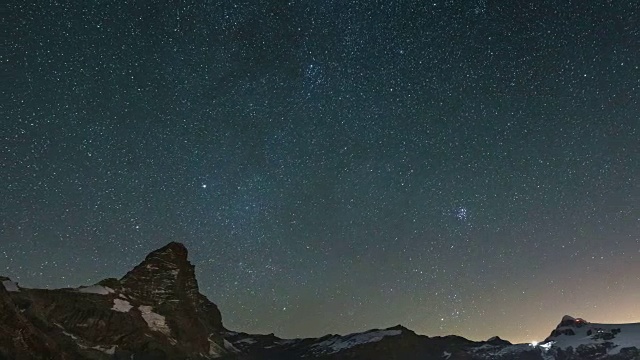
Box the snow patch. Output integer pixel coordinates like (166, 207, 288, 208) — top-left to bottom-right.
(62, 330, 80, 341)
(312, 329, 403, 354)
(472, 343, 531, 358)
(111, 299, 133, 312)
(55, 323, 89, 349)
(2, 280, 19, 292)
(209, 338, 224, 358)
(236, 337, 257, 345)
(138, 305, 171, 337)
(442, 351, 452, 359)
(92, 345, 117, 355)
(276, 339, 298, 346)
(224, 339, 241, 353)
(495, 344, 532, 356)
(78, 285, 114, 295)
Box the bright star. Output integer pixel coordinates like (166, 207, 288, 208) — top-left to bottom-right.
(201, 184, 207, 189)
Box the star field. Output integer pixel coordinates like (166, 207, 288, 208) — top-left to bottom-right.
(3, 0, 639, 343)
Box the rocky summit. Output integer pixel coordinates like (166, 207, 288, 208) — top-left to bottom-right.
(0, 243, 229, 360)
(1, 243, 638, 360)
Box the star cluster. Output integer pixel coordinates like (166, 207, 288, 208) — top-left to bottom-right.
(3, 0, 639, 343)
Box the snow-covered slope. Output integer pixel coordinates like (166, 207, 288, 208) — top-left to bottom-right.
(470, 315, 640, 360)
(543, 315, 640, 356)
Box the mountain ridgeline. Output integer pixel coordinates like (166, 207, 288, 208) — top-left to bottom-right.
(1, 242, 638, 360)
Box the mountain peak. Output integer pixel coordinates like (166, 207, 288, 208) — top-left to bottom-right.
(545, 315, 591, 339)
(385, 324, 411, 333)
(486, 336, 511, 346)
(116, 242, 224, 330)
(558, 315, 588, 327)
(149, 241, 189, 262)
(119, 242, 197, 305)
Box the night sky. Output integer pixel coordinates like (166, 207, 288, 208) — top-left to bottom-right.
(3, 0, 639, 344)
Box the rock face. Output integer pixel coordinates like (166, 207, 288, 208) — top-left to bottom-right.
(0, 277, 81, 360)
(1, 243, 638, 360)
(118, 242, 225, 353)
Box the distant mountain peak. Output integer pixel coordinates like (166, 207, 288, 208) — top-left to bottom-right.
(385, 324, 410, 332)
(558, 315, 588, 328)
(486, 335, 511, 346)
(544, 316, 639, 359)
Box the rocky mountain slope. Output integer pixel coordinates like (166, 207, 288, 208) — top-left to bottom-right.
(0, 242, 230, 360)
(1, 242, 638, 360)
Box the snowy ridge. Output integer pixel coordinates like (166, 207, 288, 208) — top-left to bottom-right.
(471, 343, 538, 359)
(310, 329, 403, 354)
